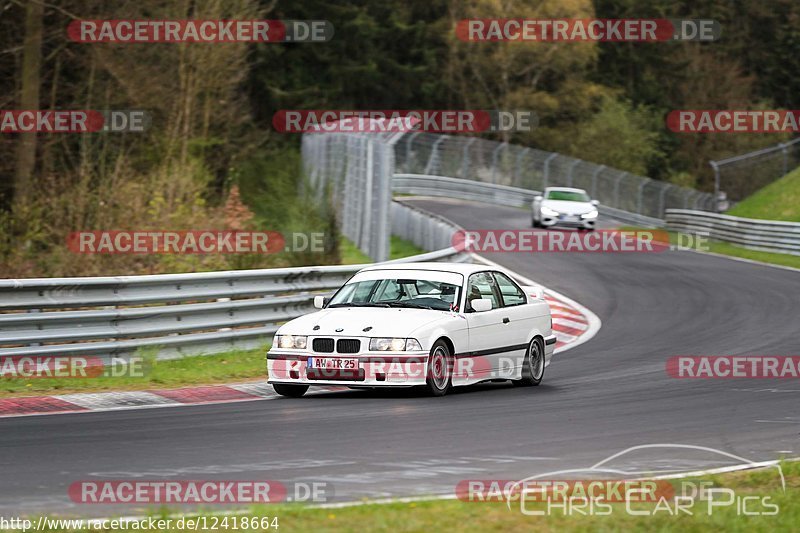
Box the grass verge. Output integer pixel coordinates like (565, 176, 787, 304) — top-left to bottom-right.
(726, 166, 800, 222)
(620, 226, 800, 270)
(11, 461, 798, 532)
(0, 347, 267, 398)
(339, 236, 426, 265)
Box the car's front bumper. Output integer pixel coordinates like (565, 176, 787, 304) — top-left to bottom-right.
(540, 214, 596, 229)
(267, 352, 431, 387)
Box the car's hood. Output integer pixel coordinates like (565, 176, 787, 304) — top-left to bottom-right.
(279, 307, 450, 338)
(542, 199, 595, 215)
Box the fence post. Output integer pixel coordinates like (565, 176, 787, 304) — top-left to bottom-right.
(515, 147, 530, 186)
(779, 142, 788, 176)
(613, 172, 627, 209)
(543, 153, 558, 189)
(491, 142, 507, 184)
(567, 159, 580, 188)
(405, 131, 421, 173)
(591, 164, 604, 199)
(637, 178, 650, 214)
(658, 184, 673, 218)
(424, 135, 447, 175)
(709, 160, 720, 211)
(460, 137, 476, 179)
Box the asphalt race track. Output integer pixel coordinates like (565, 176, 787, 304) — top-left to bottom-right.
(1, 198, 799, 517)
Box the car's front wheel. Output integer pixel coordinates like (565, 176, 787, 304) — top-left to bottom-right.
(513, 337, 544, 386)
(426, 340, 453, 396)
(272, 383, 309, 397)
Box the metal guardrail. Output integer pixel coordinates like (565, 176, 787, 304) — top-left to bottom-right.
(0, 202, 466, 361)
(393, 174, 664, 228)
(666, 209, 800, 256)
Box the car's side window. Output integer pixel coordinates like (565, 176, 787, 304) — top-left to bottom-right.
(493, 272, 526, 307)
(465, 272, 501, 312)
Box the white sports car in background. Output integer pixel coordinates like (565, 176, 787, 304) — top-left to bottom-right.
(267, 263, 556, 397)
(532, 187, 599, 230)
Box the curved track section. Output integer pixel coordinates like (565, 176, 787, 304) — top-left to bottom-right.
(1, 199, 799, 516)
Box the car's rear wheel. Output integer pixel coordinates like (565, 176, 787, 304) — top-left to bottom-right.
(532, 216, 541, 228)
(272, 384, 309, 397)
(513, 337, 544, 386)
(426, 340, 453, 396)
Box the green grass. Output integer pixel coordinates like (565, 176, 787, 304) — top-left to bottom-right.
(13, 461, 799, 532)
(619, 226, 800, 270)
(339, 236, 426, 264)
(726, 166, 800, 222)
(0, 347, 267, 398)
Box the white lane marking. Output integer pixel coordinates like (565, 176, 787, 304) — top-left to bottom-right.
(228, 382, 279, 398)
(55, 391, 181, 410)
(552, 317, 589, 330)
(470, 254, 602, 354)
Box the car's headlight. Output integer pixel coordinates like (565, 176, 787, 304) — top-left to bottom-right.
(541, 206, 559, 217)
(581, 210, 598, 219)
(275, 335, 307, 349)
(369, 338, 423, 351)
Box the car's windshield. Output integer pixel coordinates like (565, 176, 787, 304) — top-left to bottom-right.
(546, 190, 591, 202)
(328, 277, 461, 311)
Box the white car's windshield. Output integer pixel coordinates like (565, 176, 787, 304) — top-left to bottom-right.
(546, 190, 591, 202)
(328, 277, 461, 311)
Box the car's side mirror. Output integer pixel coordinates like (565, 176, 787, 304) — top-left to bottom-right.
(470, 298, 493, 312)
(591, 199, 599, 206)
(313, 296, 329, 309)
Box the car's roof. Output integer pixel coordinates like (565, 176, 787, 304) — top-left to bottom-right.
(545, 186, 588, 194)
(358, 262, 494, 276)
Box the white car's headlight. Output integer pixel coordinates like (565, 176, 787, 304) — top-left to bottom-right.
(541, 206, 559, 217)
(369, 338, 423, 351)
(275, 335, 307, 349)
(581, 210, 598, 219)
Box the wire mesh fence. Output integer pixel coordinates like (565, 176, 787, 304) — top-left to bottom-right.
(302, 131, 402, 261)
(711, 138, 800, 203)
(303, 130, 717, 261)
(395, 133, 715, 218)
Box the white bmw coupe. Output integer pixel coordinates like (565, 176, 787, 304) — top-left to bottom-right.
(267, 263, 556, 397)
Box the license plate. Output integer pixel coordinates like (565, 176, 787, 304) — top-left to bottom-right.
(307, 357, 359, 370)
(560, 215, 578, 222)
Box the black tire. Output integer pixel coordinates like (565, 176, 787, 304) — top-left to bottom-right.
(532, 216, 541, 228)
(513, 338, 545, 387)
(426, 340, 453, 397)
(272, 383, 309, 397)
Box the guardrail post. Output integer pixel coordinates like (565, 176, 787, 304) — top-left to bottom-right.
(460, 137, 476, 179)
(567, 159, 580, 188)
(491, 142, 507, 184)
(543, 153, 558, 189)
(590, 164, 604, 199)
